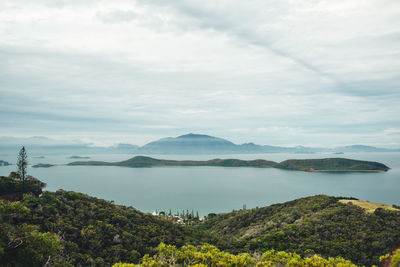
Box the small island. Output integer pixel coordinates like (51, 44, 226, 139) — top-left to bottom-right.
(32, 163, 55, 168)
(68, 156, 390, 172)
(0, 160, 10, 166)
(68, 156, 91, 159)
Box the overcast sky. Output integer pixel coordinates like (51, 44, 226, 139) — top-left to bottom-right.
(0, 0, 399, 147)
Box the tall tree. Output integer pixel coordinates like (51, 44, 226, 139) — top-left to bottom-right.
(17, 146, 28, 185)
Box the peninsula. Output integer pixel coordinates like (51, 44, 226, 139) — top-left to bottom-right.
(67, 156, 390, 172)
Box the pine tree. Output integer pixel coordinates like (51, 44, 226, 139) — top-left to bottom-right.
(17, 146, 28, 191)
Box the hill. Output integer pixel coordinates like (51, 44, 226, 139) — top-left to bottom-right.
(68, 156, 389, 172)
(68, 156, 278, 168)
(1, 176, 399, 266)
(276, 158, 390, 172)
(138, 133, 239, 154)
(0, 177, 211, 266)
(196, 195, 400, 266)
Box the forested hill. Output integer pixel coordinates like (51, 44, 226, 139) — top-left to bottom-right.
(276, 158, 390, 172)
(67, 156, 278, 168)
(196, 195, 400, 266)
(0, 178, 212, 266)
(1, 176, 399, 266)
(67, 156, 390, 172)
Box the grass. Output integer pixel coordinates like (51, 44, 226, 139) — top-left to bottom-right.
(339, 199, 400, 213)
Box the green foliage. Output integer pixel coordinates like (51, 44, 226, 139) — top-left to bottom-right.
(0, 200, 65, 267)
(1, 179, 399, 267)
(0, 186, 211, 266)
(393, 249, 400, 267)
(17, 146, 28, 181)
(0, 176, 45, 197)
(197, 195, 400, 266)
(112, 243, 359, 267)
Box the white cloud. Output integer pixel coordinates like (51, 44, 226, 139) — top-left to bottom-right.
(0, 0, 399, 147)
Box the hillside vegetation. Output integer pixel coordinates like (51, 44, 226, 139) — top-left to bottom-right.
(68, 156, 389, 172)
(113, 243, 360, 267)
(0, 176, 211, 266)
(339, 199, 400, 213)
(276, 158, 390, 172)
(1, 176, 399, 266)
(196, 195, 400, 266)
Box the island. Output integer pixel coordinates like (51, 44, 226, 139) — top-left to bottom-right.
(68, 156, 390, 172)
(32, 163, 55, 168)
(0, 160, 10, 166)
(68, 156, 91, 159)
(276, 158, 390, 172)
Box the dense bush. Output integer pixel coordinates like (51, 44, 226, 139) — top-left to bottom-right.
(0, 176, 45, 197)
(1, 175, 399, 266)
(0, 185, 211, 266)
(198, 195, 400, 266)
(112, 243, 359, 267)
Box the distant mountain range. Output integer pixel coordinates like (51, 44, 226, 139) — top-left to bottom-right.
(136, 133, 399, 154)
(0, 133, 398, 155)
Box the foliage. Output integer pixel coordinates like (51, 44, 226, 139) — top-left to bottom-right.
(0, 182, 211, 266)
(0, 176, 45, 197)
(17, 146, 28, 181)
(338, 199, 400, 213)
(197, 195, 400, 266)
(112, 243, 359, 267)
(393, 249, 400, 267)
(1, 176, 399, 266)
(0, 201, 65, 267)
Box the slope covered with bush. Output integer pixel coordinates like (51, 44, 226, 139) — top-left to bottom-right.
(197, 195, 400, 266)
(113, 243, 359, 267)
(1, 176, 399, 266)
(0, 176, 211, 266)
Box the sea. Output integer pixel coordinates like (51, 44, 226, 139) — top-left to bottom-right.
(0, 152, 399, 216)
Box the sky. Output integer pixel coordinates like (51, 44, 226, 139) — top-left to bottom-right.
(0, 0, 399, 147)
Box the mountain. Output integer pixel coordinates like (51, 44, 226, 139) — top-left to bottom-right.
(138, 133, 400, 154)
(68, 156, 390, 172)
(1, 134, 399, 155)
(333, 145, 396, 152)
(137, 133, 324, 154)
(138, 133, 237, 154)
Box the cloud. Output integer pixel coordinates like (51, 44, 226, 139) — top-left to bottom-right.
(0, 0, 399, 147)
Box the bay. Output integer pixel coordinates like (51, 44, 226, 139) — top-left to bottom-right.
(0, 152, 399, 216)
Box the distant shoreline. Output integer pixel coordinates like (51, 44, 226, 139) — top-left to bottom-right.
(66, 156, 390, 173)
(310, 169, 389, 172)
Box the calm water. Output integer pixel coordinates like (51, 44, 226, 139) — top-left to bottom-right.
(0, 152, 399, 216)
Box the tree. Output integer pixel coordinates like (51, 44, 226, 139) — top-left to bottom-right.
(17, 147, 28, 188)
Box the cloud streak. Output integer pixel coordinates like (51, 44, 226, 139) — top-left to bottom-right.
(0, 0, 399, 147)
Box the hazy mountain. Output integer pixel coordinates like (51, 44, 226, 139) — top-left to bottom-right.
(137, 133, 326, 154)
(1, 134, 398, 155)
(138, 133, 238, 154)
(0, 136, 139, 155)
(333, 145, 396, 153)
